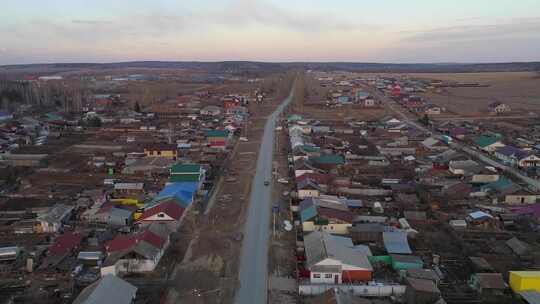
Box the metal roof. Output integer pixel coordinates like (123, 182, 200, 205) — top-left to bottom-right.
(304, 231, 372, 271)
(73, 275, 137, 304)
(383, 231, 412, 254)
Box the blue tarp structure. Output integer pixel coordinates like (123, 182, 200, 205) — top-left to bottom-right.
(149, 182, 199, 209)
(383, 231, 412, 254)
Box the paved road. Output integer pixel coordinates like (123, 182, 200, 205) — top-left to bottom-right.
(235, 90, 294, 304)
(369, 86, 540, 191)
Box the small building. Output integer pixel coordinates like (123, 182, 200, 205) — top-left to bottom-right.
(144, 143, 178, 159)
(200, 105, 222, 116)
(73, 274, 137, 304)
(505, 191, 538, 205)
(488, 102, 511, 113)
(383, 231, 412, 254)
(114, 183, 145, 198)
(169, 163, 205, 184)
(424, 105, 441, 115)
(204, 129, 229, 149)
(405, 277, 441, 304)
(474, 135, 505, 153)
(0, 246, 21, 261)
(469, 273, 506, 296)
(390, 254, 424, 271)
(510, 271, 540, 293)
(37, 204, 74, 233)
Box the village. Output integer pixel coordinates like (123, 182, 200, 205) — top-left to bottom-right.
(0, 69, 294, 303)
(267, 72, 540, 304)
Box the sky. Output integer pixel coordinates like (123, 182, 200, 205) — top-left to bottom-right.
(1, 0, 540, 64)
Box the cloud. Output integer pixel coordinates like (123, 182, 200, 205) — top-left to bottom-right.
(212, 0, 360, 32)
(403, 18, 540, 43)
(72, 19, 112, 25)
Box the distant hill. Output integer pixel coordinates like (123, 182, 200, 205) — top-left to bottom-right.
(1, 61, 540, 74)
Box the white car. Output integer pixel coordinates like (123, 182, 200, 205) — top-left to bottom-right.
(277, 178, 289, 184)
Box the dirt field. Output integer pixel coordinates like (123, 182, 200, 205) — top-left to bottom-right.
(409, 72, 540, 116)
(297, 74, 389, 121)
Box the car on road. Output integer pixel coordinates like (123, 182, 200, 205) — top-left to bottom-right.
(264, 181, 270, 186)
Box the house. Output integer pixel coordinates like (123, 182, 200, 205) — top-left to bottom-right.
(495, 146, 540, 167)
(200, 105, 222, 116)
(150, 181, 199, 209)
(362, 99, 376, 107)
(299, 199, 354, 234)
(405, 277, 441, 304)
(424, 104, 441, 115)
(469, 273, 506, 296)
(102, 225, 170, 275)
(448, 160, 482, 176)
(348, 223, 389, 243)
(114, 183, 145, 198)
(169, 163, 205, 185)
(297, 178, 323, 199)
(449, 127, 467, 140)
(137, 201, 184, 230)
(48, 231, 82, 257)
(100, 206, 134, 227)
(228, 105, 248, 117)
(37, 204, 74, 233)
(303, 231, 373, 284)
(204, 129, 229, 149)
(309, 154, 345, 171)
(222, 97, 239, 111)
(474, 135, 505, 153)
(0, 111, 13, 121)
(509, 271, 540, 293)
(421, 137, 448, 152)
(488, 102, 511, 113)
(505, 190, 538, 205)
(144, 143, 178, 159)
(73, 275, 137, 304)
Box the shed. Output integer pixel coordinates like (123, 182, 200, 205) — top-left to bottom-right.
(390, 254, 424, 271)
(405, 277, 441, 304)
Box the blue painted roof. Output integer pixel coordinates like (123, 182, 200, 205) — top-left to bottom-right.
(383, 231, 412, 254)
(151, 182, 198, 208)
(300, 205, 318, 223)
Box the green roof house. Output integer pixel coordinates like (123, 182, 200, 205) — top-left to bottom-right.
(170, 163, 205, 183)
(310, 155, 345, 169)
(287, 114, 303, 123)
(204, 130, 229, 138)
(473, 135, 505, 152)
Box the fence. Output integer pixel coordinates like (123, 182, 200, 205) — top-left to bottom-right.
(298, 283, 406, 297)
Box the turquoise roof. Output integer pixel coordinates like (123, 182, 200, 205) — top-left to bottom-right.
(481, 177, 513, 192)
(300, 205, 318, 223)
(310, 154, 345, 165)
(474, 135, 499, 148)
(204, 130, 228, 137)
(287, 114, 303, 123)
